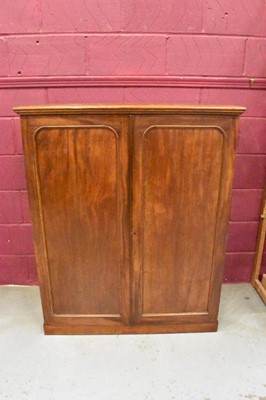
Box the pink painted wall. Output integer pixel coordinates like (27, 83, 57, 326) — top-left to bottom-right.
(0, 0, 266, 285)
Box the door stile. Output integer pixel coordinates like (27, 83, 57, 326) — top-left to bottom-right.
(130, 115, 144, 324)
(117, 115, 131, 326)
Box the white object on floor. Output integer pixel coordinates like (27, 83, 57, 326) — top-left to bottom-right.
(0, 283, 265, 400)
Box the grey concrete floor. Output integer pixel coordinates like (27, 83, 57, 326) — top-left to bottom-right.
(0, 284, 266, 400)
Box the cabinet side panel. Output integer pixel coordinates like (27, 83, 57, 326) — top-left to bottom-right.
(34, 126, 121, 315)
(141, 126, 224, 315)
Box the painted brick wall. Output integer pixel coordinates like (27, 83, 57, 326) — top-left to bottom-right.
(0, 0, 266, 284)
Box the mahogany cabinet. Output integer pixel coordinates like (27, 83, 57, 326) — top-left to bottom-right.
(14, 104, 245, 335)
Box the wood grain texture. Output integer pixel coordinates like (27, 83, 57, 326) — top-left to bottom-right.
(14, 105, 244, 334)
(251, 183, 266, 304)
(13, 104, 245, 115)
(19, 114, 130, 326)
(35, 125, 120, 315)
(131, 113, 237, 326)
(251, 183, 266, 284)
(142, 125, 224, 314)
(44, 321, 218, 335)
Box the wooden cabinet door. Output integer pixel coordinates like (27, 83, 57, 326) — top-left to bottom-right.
(132, 114, 236, 329)
(22, 115, 130, 332)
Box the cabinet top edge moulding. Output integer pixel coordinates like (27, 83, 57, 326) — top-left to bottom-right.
(13, 104, 246, 116)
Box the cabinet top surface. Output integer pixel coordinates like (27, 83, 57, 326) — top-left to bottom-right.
(13, 104, 246, 116)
